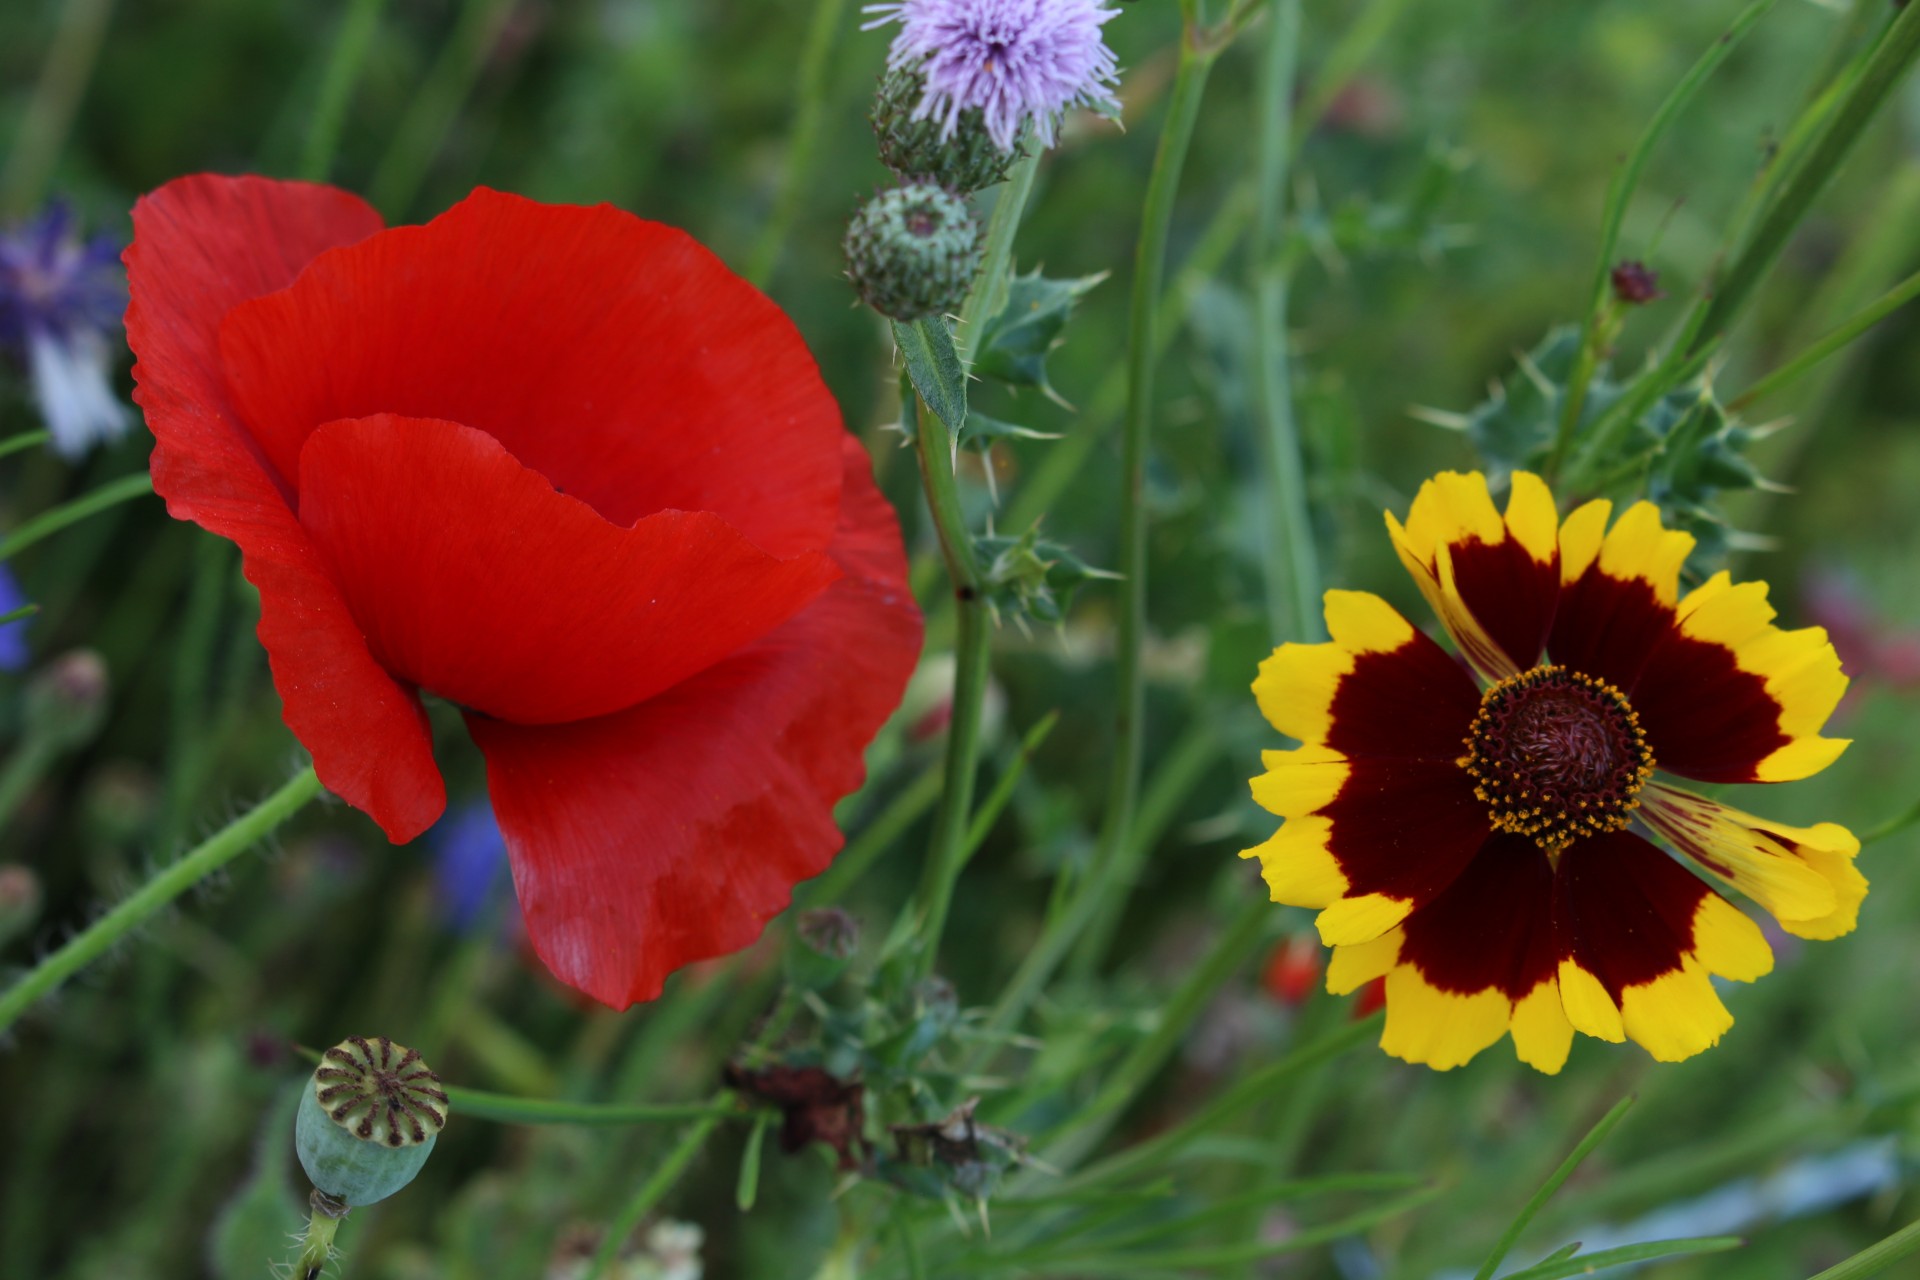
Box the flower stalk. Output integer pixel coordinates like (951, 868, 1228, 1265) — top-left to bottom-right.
(0, 761, 323, 1036)
(1082, 15, 1219, 927)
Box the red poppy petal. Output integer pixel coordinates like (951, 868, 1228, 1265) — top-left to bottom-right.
(469, 440, 921, 1007)
(126, 175, 444, 841)
(296, 414, 841, 726)
(218, 187, 842, 557)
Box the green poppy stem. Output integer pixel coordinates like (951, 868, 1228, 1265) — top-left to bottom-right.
(0, 762, 324, 1037)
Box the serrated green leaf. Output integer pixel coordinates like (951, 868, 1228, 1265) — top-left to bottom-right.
(894, 316, 969, 445)
(971, 266, 1107, 398)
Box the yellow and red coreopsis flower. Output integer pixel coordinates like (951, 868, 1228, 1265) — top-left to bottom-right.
(1243, 471, 1863, 1072)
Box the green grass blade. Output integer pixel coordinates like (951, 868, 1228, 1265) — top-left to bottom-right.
(1472, 1095, 1635, 1280)
(1805, 1216, 1920, 1280)
(1500, 1235, 1742, 1280)
(0, 472, 152, 562)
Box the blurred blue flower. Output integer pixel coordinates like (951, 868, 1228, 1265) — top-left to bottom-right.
(864, 0, 1122, 152)
(0, 202, 131, 459)
(0, 565, 30, 672)
(429, 799, 513, 932)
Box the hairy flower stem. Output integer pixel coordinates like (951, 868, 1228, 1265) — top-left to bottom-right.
(1083, 23, 1218, 920)
(297, 1189, 349, 1280)
(1689, 0, 1920, 355)
(0, 762, 322, 1036)
(745, 0, 850, 288)
(1248, 0, 1320, 645)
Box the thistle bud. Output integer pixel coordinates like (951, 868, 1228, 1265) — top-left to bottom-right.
(845, 182, 981, 322)
(871, 65, 1022, 194)
(294, 1036, 448, 1207)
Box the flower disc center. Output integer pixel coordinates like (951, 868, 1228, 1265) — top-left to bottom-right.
(1461, 665, 1653, 848)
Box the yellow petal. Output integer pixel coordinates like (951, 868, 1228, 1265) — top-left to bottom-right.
(1510, 979, 1574, 1074)
(1379, 965, 1510, 1071)
(1556, 959, 1625, 1043)
(1240, 815, 1347, 910)
(1316, 892, 1413, 946)
(1690, 893, 1773, 982)
(1326, 928, 1401, 995)
(1250, 745, 1349, 818)
(1504, 471, 1560, 566)
(1619, 957, 1733, 1063)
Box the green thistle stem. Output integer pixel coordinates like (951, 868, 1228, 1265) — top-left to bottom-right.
(746, 0, 851, 287)
(905, 386, 992, 980)
(0, 762, 323, 1037)
(901, 152, 1038, 979)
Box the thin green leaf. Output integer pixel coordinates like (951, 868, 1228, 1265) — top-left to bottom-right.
(0, 430, 50, 461)
(1805, 1216, 1920, 1280)
(1473, 1095, 1636, 1280)
(0, 472, 153, 562)
(736, 1111, 772, 1211)
(1500, 1235, 1742, 1280)
(0, 603, 38, 626)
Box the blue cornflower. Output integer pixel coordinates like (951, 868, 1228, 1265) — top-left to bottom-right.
(864, 0, 1122, 152)
(429, 798, 514, 932)
(0, 202, 130, 459)
(0, 565, 29, 672)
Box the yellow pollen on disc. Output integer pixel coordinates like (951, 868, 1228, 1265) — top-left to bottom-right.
(1459, 665, 1655, 849)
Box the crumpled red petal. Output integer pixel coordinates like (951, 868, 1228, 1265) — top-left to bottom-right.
(217, 186, 843, 557)
(297, 414, 840, 725)
(125, 175, 446, 841)
(468, 440, 922, 1008)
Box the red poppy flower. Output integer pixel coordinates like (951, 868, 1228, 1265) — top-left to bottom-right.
(124, 177, 922, 1008)
(1243, 471, 1860, 1072)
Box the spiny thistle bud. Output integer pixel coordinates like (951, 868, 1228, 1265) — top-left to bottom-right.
(294, 1036, 448, 1207)
(844, 182, 981, 322)
(871, 65, 1022, 194)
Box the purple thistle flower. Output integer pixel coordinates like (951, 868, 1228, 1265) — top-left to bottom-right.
(0, 202, 131, 459)
(864, 0, 1122, 153)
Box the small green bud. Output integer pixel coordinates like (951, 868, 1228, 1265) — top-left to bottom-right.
(871, 66, 1023, 194)
(789, 907, 860, 989)
(845, 182, 982, 322)
(294, 1036, 448, 1207)
(24, 649, 108, 750)
(0, 864, 42, 949)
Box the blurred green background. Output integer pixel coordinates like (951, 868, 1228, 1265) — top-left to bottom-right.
(2, 0, 1919, 1277)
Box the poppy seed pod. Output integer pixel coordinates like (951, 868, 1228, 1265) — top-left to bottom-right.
(871, 66, 1021, 194)
(294, 1036, 448, 1206)
(845, 182, 981, 322)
